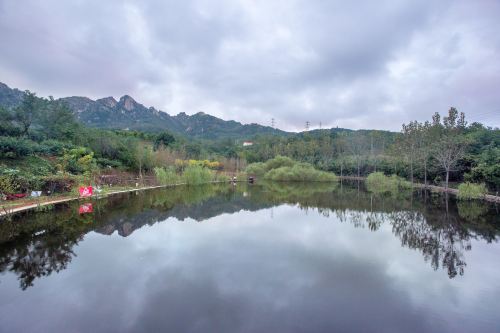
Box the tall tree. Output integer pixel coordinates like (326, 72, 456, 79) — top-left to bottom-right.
(37, 99, 79, 140)
(416, 121, 433, 186)
(14, 91, 39, 136)
(432, 108, 468, 189)
(400, 121, 420, 184)
(347, 132, 368, 177)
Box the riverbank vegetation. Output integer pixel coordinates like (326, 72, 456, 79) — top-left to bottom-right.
(457, 182, 487, 200)
(1, 89, 499, 203)
(243, 108, 499, 193)
(246, 156, 337, 182)
(365, 172, 411, 194)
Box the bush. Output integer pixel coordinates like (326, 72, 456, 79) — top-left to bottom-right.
(0, 172, 38, 194)
(0, 136, 36, 158)
(366, 172, 412, 194)
(0, 174, 23, 193)
(96, 157, 123, 169)
(264, 164, 337, 182)
(182, 165, 213, 185)
(213, 173, 230, 182)
(154, 166, 179, 185)
(37, 140, 74, 156)
(41, 174, 78, 194)
(457, 182, 487, 200)
(264, 155, 295, 171)
(245, 162, 267, 176)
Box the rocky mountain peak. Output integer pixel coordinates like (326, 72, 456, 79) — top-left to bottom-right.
(97, 96, 118, 108)
(119, 95, 138, 111)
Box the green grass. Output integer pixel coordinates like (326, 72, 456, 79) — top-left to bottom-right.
(457, 182, 487, 200)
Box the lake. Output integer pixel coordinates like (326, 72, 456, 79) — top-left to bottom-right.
(1, 182, 499, 332)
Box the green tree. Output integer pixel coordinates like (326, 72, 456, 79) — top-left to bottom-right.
(432, 108, 468, 189)
(37, 99, 79, 140)
(153, 132, 176, 151)
(14, 91, 39, 136)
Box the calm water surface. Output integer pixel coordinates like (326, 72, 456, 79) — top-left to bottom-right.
(0, 182, 499, 332)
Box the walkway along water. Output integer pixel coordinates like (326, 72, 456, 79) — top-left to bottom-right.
(0, 181, 231, 217)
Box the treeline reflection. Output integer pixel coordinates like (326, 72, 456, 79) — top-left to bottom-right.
(0, 182, 498, 289)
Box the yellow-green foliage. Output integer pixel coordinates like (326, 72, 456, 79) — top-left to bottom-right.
(154, 166, 179, 185)
(0, 175, 20, 193)
(175, 159, 221, 171)
(366, 172, 412, 194)
(457, 182, 486, 200)
(182, 165, 214, 185)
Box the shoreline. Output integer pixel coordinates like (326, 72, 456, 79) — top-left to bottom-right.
(338, 176, 500, 203)
(2, 177, 499, 217)
(1, 181, 231, 217)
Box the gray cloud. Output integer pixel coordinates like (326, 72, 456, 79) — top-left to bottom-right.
(0, 0, 499, 131)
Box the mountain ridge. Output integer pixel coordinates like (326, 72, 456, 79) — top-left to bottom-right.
(0, 82, 290, 140)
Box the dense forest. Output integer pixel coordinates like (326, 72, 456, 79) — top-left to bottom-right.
(243, 109, 499, 192)
(0, 90, 499, 198)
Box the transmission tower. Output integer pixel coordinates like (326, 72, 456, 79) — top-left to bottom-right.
(271, 118, 275, 128)
(319, 121, 322, 129)
(305, 121, 310, 131)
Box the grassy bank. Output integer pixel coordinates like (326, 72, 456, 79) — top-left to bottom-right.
(246, 156, 337, 182)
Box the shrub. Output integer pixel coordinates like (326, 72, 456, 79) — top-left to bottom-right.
(366, 172, 411, 194)
(264, 155, 295, 171)
(182, 165, 213, 185)
(213, 173, 230, 182)
(0, 174, 23, 193)
(245, 162, 267, 176)
(154, 166, 179, 185)
(457, 182, 487, 200)
(264, 164, 337, 182)
(37, 140, 74, 156)
(41, 174, 78, 194)
(96, 157, 123, 169)
(0, 165, 47, 193)
(0, 136, 36, 158)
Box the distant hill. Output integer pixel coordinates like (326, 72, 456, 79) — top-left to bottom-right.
(0, 82, 289, 140)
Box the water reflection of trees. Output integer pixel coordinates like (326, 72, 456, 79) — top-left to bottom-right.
(0, 184, 269, 289)
(0, 182, 498, 289)
(256, 182, 499, 279)
(0, 233, 80, 290)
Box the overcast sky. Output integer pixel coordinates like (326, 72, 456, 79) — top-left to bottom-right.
(0, 0, 499, 131)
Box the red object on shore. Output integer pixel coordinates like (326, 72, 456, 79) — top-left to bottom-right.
(79, 186, 93, 197)
(79, 203, 93, 214)
(5, 193, 27, 200)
